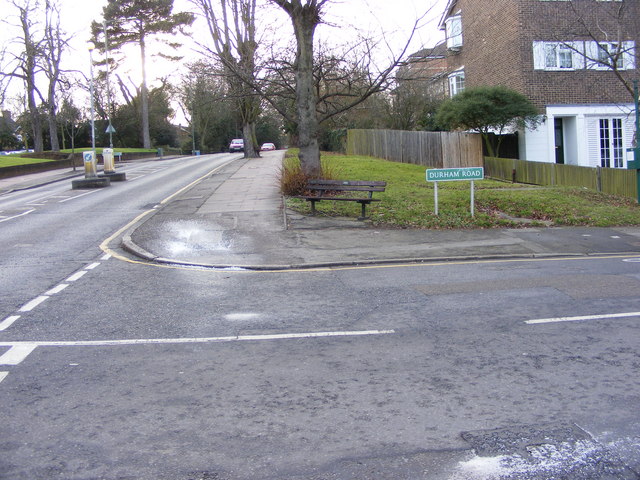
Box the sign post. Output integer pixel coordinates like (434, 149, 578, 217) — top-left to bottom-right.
(426, 167, 484, 216)
(627, 80, 640, 203)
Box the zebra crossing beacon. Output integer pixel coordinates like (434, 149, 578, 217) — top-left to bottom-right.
(426, 167, 484, 217)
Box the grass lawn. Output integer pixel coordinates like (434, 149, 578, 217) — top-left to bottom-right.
(0, 157, 57, 168)
(0, 148, 158, 169)
(59, 148, 157, 154)
(284, 153, 640, 229)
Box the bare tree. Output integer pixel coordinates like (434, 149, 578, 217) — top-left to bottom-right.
(1, 0, 45, 152)
(267, 0, 327, 175)
(268, 0, 425, 176)
(42, 0, 68, 151)
(191, 0, 261, 158)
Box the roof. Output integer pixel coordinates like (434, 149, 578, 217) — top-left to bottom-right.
(407, 41, 448, 61)
(438, 0, 459, 29)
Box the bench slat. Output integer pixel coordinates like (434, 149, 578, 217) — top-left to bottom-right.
(306, 185, 386, 193)
(308, 179, 386, 187)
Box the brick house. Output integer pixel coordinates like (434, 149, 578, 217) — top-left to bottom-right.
(424, 0, 639, 167)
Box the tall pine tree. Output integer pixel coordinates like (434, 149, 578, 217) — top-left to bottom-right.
(91, 0, 193, 148)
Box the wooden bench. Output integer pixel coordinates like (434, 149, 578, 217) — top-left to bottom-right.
(299, 179, 387, 220)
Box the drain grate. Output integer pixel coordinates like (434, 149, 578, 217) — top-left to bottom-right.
(460, 423, 639, 480)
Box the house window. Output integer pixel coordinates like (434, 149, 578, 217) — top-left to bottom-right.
(599, 118, 623, 168)
(448, 70, 465, 96)
(445, 14, 462, 49)
(587, 41, 635, 70)
(533, 41, 584, 70)
(597, 43, 623, 69)
(545, 43, 573, 69)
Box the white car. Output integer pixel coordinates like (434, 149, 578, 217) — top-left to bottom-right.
(229, 139, 244, 152)
(260, 143, 276, 151)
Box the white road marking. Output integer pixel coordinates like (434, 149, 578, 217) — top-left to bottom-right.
(225, 313, 261, 321)
(58, 190, 99, 203)
(45, 284, 69, 295)
(526, 311, 640, 325)
(0, 209, 35, 223)
(0, 344, 37, 365)
(101, 254, 112, 260)
(18, 296, 49, 312)
(0, 330, 395, 348)
(85, 262, 100, 270)
(0, 372, 8, 383)
(66, 271, 87, 282)
(0, 315, 20, 331)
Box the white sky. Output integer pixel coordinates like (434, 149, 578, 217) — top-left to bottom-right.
(1, 0, 447, 117)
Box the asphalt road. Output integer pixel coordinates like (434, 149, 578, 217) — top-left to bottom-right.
(1, 156, 639, 480)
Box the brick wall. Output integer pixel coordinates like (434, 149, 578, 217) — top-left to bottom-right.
(451, 0, 639, 110)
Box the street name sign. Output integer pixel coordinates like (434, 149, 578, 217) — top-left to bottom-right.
(426, 167, 484, 217)
(426, 167, 484, 182)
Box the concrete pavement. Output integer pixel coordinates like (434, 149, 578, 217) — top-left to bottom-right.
(3, 152, 640, 269)
(120, 151, 640, 270)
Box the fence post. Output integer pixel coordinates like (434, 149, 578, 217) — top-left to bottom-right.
(596, 166, 602, 192)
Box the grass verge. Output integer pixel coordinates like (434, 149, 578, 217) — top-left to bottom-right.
(0, 157, 57, 168)
(284, 153, 640, 229)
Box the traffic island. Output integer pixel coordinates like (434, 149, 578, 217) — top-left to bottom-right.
(99, 148, 126, 181)
(72, 176, 111, 189)
(99, 171, 127, 181)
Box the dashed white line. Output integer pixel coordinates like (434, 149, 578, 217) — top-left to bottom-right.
(85, 262, 101, 270)
(66, 271, 87, 282)
(18, 296, 49, 312)
(0, 372, 8, 384)
(45, 284, 69, 295)
(525, 311, 640, 325)
(0, 315, 20, 331)
(0, 344, 37, 365)
(58, 190, 100, 203)
(101, 254, 112, 260)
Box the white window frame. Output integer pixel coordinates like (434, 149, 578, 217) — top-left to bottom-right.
(448, 69, 465, 97)
(586, 41, 636, 71)
(599, 118, 624, 168)
(445, 13, 462, 49)
(533, 41, 585, 70)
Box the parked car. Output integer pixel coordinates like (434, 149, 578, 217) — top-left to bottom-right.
(260, 142, 276, 151)
(229, 138, 244, 152)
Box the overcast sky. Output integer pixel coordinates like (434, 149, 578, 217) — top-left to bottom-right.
(1, 0, 447, 115)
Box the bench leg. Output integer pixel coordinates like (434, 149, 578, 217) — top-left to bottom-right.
(358, 202, 367, 221)
(310, 199, 317, 215)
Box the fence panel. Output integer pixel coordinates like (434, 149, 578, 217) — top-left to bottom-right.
(484, 157, 637, 200)
(347, 129, 482, 168)
(601, 168, 637, 199)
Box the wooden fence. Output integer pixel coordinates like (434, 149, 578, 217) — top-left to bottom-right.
(346, 129, 483, 168)
(485, 157, 638, 200)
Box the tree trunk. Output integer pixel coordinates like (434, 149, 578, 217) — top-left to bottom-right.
(20, 4, 43, 153)
(48, 106, 59, 151)
(140, 35, 151, 149)
(242, 122, 259, 158)
(26, 80, 43, 153)
(291, 11, 321, 176)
